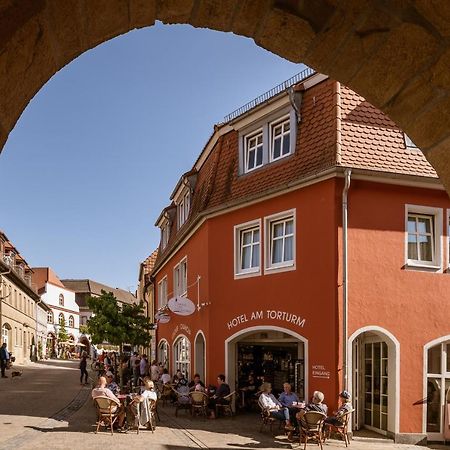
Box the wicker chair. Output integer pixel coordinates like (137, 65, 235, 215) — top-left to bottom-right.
(215, 391, 235, 418)
(299, 411, 327, 450)
(258, 396, 278, 434)
(173, 387, 191, 417)
(94, 396, 120, 435)
(189, 391, 209, 418)
(160, 383, 173, 407)
(324, 409, 354, 447)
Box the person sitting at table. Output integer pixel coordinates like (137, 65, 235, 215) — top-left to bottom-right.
(129, 379, 158, 427)
(279, 382, 300, 427)
(208, 374, 231, 419)
(240, 374, 258, 410)
(92, 376, 126, 429)
(324, 390, 353, 427)
(160, 368, 171, 385)
(259, 382, 294, 432)
(296, 390, 328, 423)
(188, 373, 205, 391)
(105, 371, 120, 395)
(173, 370, 188, 388)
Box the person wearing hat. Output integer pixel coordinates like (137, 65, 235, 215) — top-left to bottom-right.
(324, 390, 353, 427)
(105, 371, 120, 395)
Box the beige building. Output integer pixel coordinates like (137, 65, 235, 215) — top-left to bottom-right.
(0, 231, 39, 365)
(137, 249, 158, 359)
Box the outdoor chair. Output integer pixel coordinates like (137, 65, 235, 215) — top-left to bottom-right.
(173, 387, 191, 417)
(136, 398, 157, 434)
(189, 391, 209, 418)
(94, 396, 120, 435)
(324, 409, 354, 447)
(258, 396, 278, 434)
(215, 391, 235, 418)
(161, 383, 173, 407)
(299, 411, 327, 450)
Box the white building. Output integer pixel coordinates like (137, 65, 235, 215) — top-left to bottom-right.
(32, 268, 79, 357)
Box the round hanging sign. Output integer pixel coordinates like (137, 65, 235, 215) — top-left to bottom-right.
(155, 312, 171, 323)
(168, 296, 196, 316)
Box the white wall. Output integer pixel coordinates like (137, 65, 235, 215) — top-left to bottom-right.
(41, 283, 80, 338)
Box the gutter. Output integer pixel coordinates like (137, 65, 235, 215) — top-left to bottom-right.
(342, 168, 352, 391)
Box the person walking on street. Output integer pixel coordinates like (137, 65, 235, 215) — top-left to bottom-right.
(0, 343, 10, 378)
(79, 354, 88, 385)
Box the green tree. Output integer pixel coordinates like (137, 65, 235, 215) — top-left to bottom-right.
(58, 316, 69, 343)
(86, 290, 153, 348)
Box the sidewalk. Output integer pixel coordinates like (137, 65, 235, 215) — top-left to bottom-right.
(0, 361, 448, 449)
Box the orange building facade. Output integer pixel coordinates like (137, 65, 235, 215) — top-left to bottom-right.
(148, 71, 450, 444)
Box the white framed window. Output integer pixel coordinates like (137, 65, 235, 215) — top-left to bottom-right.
(244, 129, 264, 173)
(270, 116, 291, 161)
(174, 336, 190, 378)
(178, 190, 190, 228)
(47, 311, 54, 324)
(59, 294, 64, 306)
(68, 315, 74, 328)
(58, 313, 64, 325)
(405, 205, 442, 269)
(234, 219, 261, 278)
(265, 209, 296, 273)
(157, 276, 168, 309)
(238, 107, 297, 175)
(161, 222, 170, 250)
(174, 258, 187, 297)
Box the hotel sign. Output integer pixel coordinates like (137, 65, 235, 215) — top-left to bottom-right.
(226, 309, 306, 330)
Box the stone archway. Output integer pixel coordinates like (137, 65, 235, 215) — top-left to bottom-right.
(2, 2, 450, 191)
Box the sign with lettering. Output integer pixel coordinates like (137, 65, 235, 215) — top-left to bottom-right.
(155, 312, 170, 324)
(226, 310, 306, 330)
(311, 364, 330, 379)
(171, 323, 192, 341)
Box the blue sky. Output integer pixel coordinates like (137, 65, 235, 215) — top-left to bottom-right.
(0, 22, 304, 292)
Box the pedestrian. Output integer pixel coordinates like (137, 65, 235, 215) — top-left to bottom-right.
(0, 343, 10, 378)
(150, 359, 159, 381)
(79, 353, 88, 385)
(140, 354, 148, 381)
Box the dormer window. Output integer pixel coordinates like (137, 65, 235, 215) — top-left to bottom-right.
(161, 221, 170, 250)
(404, 133, 418, 149)
(178, 190, 190, 229)
(239, 107, 296, 175)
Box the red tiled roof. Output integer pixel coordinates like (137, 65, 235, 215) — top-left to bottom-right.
(339, 85, 437, 178)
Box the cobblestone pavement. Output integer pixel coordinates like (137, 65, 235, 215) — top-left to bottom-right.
(0, 360, 448, 450)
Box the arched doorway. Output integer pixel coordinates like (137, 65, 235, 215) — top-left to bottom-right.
(226, 326, 308, 400)
(158, 339, 169, 371)
(1, 323, 11, 348)
(423, 336, 450, 441)
(348, 327, 400, 437)
(194, 331, 206, 382)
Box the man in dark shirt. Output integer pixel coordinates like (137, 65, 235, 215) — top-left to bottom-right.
(208, 374, 230, 419)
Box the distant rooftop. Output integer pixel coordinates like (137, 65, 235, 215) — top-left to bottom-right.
(223, 67, 315, 124)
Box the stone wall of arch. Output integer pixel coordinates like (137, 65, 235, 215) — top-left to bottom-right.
(1, 1, 450, 192)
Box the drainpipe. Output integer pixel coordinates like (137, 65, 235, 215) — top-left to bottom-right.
(342, 168, 352, 391)
(0, 269, 12, 342)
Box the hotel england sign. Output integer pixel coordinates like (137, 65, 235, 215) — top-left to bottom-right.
(226, 310, 306, 330)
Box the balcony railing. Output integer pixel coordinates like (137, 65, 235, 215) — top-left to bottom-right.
(223, 67, 315, 123)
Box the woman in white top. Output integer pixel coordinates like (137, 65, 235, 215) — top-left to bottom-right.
(259, 382, 294, 430)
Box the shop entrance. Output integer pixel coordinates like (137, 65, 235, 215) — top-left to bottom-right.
(226, 326, 307, 401)
(349, 327, 399, 438)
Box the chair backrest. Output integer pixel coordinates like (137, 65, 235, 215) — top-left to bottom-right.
(303, 411, 327, 430)
(94, 396, 118, 412)
(223, 390, 235, 401)
(340, 408, 355, 427)
(190, 391, 208, 405)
